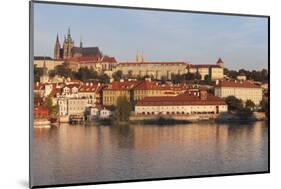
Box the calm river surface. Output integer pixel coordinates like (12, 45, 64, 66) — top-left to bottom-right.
(31, 121, 268, 186)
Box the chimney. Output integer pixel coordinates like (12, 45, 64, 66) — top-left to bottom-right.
(200, 90, 208, 100)
(145, 77, 151, 82)
(215, 80, 219, 85)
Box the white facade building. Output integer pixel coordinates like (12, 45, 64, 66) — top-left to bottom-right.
(135, 91, 227, 115)
(99, 108, 112, 119)
(214, 80, 263, 105)
(58, 98, 91, 116)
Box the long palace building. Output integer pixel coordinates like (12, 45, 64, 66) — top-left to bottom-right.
(115, 53, 224, 80)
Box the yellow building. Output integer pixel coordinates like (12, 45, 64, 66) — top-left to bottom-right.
(103, 79, 200, 106)
(186, 58, 224, 80)
(102, 80, 140, 106)
(116, 61, 188, 80)
(133, 80, 193, 101)
(34, 56, 64, 70)
(66, 55, 117, 75)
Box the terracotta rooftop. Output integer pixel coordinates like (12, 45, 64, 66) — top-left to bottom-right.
(118, 61, 188, 66)
(215, 80, 260, 88)
(105, 80, 142, 90)
(101, 56, 117, 63)
(187, 64, 221, 68)
(66, 56, 100, 62)
(34, 56, 53, 60)
(136, 94, 226, 106)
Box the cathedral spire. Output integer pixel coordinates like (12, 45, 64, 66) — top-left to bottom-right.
(43, 57, 48, 75)
(80, 35, 83, 48)
(67, 27, 72, 41)
(56, 33, 59, 43)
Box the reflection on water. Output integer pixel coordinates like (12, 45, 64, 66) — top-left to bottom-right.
(31, 122, 268, 186)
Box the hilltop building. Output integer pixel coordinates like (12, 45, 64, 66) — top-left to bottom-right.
(115, 54, 224, 80)
(186, 58, 224, 80)
(33, 56, 64, 71)
(54, 28, 102, 60)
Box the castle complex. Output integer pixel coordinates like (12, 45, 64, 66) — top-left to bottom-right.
(34, 29, 224, 81)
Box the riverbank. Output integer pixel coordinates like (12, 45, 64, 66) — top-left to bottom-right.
(50, 112, 267, 127)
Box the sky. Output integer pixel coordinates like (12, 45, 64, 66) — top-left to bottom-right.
(33, 2, 268, 70)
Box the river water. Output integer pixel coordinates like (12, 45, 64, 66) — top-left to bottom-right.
(31, 121, 268, 186)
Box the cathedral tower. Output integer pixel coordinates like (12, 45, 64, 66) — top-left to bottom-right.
(54, 34, 61, 60)
(63, 27, 74, 59)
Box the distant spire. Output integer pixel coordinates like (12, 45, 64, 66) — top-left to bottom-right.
(67, 27, 71, 40)
(56, 33, 59, 43)
(80, 35, 83, 48)
(136, 50, 139, 62)
(43, 57, 48, 76)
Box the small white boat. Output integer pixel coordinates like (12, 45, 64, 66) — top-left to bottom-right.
(34, 119, 51, 127)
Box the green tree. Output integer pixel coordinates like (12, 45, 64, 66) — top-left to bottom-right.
(113, 96, 131, 123)
(127, 70, 133, 78)
(185, 72, 196, 80)
(99, 73, 110, 84)
(34, 65, 44, 82)
(260, 98, 269, 118)
(43, 96, 58, 117)
(113, 70, 123, 81)
(225, 96, 243, 111)
(54, 64, 73, 78)
(245, 100, 255, 110)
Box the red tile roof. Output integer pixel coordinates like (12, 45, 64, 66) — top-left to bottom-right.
(66, 56, 100, 62)
(101, 56, 117, 63)
(187, 64, 221, 68)
(79, 83, 99, 92)
(118, 61, 188, 66)
(136, 94, 226, 106)
(215, 80, 260, 88)
(105, 80, 142, 90)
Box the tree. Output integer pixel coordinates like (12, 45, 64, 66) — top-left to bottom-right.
(160, 76, 167, 83)
(245, 100, 255, 110)
(127, 70, 133, 78)
(260, 98, 269, 118)
(171, 74, 185, 84)
(112, 70, 123, 81)
(54, 64, 73, 78)
(34, 65, 44, 82)
(112, 96, 131, 123)
(43, 96, 58, 117)
(99, 73, 110, 84)
(185, 72, 196, 80)
(225, 96, 243, 111)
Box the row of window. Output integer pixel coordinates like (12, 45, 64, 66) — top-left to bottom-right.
(138, 111, 216, 115)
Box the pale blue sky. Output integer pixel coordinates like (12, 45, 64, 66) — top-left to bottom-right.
(33, 2, 268, 70)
